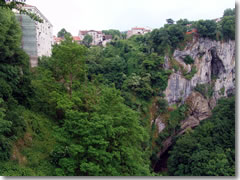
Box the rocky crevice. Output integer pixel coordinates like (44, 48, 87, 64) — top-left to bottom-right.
(210, 47, 225, 78)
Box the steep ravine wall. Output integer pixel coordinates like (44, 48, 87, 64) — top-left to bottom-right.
(164, 37, 235, 105)
(155, 37, 235, 159)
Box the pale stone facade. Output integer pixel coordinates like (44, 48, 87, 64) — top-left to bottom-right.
(78, 30, 113, 46)
(15, 4, 53, 67)
(102, 35, 112, 47)
(53, 36, 63, 45)
(127, 27, 151, 38)
(23, 5, 53, 57)
(79, 30, 103, 46)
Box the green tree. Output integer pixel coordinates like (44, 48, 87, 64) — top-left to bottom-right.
(168, 97, 235, 176)
(121, 31, 127, 39)
(149, 28, 170, 55)
(0, 0, 42, 22)
(205, 153, 234, 176)
(167, 24, 185, 49)
(57, 28, 72, 38)
(148, 23, 186, 55)
(0, 7, 32, 106)
(51, 36, 87, 97)
(223, 8, 235, 17)
(221, 16, 235, 40)
(166, 18, 174, 24)
(82, 34, 93, 47)
(0, 8, 32, 164)
(51, 86, 150, 176)
(195, 20, 217, 39)
(0, 98, 12, 161)
(183, 55, 194, 64)
(176, 19, 191, 26)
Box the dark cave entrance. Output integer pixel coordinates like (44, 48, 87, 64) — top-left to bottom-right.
(210, 47, 225, 78)
(154, 148, 170, 173)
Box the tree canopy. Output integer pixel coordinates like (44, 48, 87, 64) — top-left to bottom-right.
(0, 0, 43, 22)
(223, 8, 235, 17)
(82, 34, 93, 47)
(0, 7, 32, 163)
(166, 19, 174, 24)
(57, 28, 72, 38)
(0, 6, 235, 176)
(195, 20, 217, 40)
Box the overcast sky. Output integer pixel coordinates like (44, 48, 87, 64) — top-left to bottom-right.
(26, 0, 235, 36)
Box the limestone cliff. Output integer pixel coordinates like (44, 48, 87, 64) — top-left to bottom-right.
(164, 37, 235, 105)
(155, 37, 235, 158)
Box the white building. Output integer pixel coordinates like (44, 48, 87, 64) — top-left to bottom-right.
(53, 36, 63, 45)
(5, 0, 26, 3)
(15, 4, 53, 67)
(102, 35, 112, 47)
(127, 27, 151, 38)
(79, 30, 104, 46)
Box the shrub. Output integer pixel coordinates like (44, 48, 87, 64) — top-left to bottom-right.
(194, 83, 214, 98)
(184, 66, 197, 80)
(156, 98, 168, 114)
(195, 20, 217, 40)
(183, 55, 194, 64)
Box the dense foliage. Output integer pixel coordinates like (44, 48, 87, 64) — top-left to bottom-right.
(192, 8, 235, 41)
(82, 34, 93, 47)
(183, 55, 194, 64)
(194, 83, 214, 99)
(221, 15, 235, 40)
(0, 6, 235, 176)
(223, 8, 235, 17)
(102, 29, 126, 40)
(0, 8, 32, 162)
(0, 0, 42, 22)
(32, 39, 151, 175)
(168, 97, 235, 176)
(195, 20, 217, 40)
(57, 28, 72, 38)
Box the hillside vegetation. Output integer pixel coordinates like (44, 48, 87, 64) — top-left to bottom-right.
(0, 7, 235, 176)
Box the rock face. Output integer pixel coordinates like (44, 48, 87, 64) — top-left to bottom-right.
(164, 37, 235, 105)
(155, 38, 235, 158)
(180, 92, 211, 132)
(154, 115, 166, 133)
(185, 92, 211, 121)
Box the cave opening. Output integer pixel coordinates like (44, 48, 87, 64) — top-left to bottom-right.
(210, 47, 225, 78)
(153, 147, 171, 173)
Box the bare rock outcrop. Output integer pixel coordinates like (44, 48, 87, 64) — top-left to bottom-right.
(185, 92, 211, 121)
(164, 37, 235, 105)
(155, 37, 235, 158)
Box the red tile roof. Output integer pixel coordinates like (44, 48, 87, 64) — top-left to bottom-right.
(79, 31, 88, 35)
(132, 27, 145, 30)
(73, 36, 81, 41)
(24, 4, 35, 7)
(79, 30, 102, 35)
(186, 28, 197, 35)
(54, 36, 63, 42)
